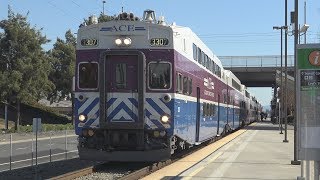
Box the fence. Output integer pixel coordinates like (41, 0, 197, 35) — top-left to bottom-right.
(0, 130, 77, 172)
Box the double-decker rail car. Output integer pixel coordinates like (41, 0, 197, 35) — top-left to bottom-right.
(74, 10, 261, 162)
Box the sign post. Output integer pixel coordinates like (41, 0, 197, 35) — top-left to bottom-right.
(297, 44, 320, 179)
(32, 118, 41, 167)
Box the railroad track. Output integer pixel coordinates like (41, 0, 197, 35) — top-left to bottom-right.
(49, 135, 223, 180)
(119, 135, 222, 180)
(50, 127, 246, 180)
(51, 165, 97, 180)
(50, 161, 153, 180)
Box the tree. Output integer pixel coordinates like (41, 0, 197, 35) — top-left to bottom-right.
(83, 13, 114, 25)
(0, 8, 54, 130)
(47, 30, 76, 102)
(98, 13, 114, 23)
(65, 29, 76, 47)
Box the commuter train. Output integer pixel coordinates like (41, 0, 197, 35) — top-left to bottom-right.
(73, 10, 261, 162)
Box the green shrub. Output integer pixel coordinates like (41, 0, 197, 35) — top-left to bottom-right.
(8, 123, 74, 133)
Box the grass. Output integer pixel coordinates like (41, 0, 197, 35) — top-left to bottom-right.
(5, 123, 74, 133)
(0, 118, 15, 130)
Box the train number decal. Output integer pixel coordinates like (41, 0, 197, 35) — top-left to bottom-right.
(150, 38, 169, 46)
(81, 38, 98, 46)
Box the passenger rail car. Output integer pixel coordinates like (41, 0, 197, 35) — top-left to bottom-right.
(74, 10, 261, 162)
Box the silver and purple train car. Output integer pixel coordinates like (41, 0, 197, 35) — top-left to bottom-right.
(74, 10, 261, 162)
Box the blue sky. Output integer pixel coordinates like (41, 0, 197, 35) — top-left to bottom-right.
(1, 0, 319, 106)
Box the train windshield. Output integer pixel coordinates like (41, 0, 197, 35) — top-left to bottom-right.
(79, 62, 98, 89)
(148, 62, 171, 90)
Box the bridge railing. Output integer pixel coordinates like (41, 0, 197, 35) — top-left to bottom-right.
(218, 55, 294, 68)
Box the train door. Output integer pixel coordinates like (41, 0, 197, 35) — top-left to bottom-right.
(195, 87, 200, 142)
(232, 101, 235, 128)
(106, 55, 138, 122)
(101, 51, 145, 129)
(217, 95, 220, 134)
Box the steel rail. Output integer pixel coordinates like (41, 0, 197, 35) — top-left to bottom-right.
(50, 164, 98, 180)
(50, 122, 254, 180)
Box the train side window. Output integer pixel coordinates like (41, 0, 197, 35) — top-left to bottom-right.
(176, 73, 180, 92)
(212, 104, 216, 116)
(183, 76, 188, 94)
(217, 66, 221, 77)
(193, 43, 197, 61)
(203, 54, 207, 68)
(197, 48, 202, 64)
(149, 62, 171, 90)
(201, 52, 205, 66)
(203, 103, 207, 116)
(215, 65, 218, 76)
(115, 63, 127, 89)
(206, 55, 211, 70)
(212, 61, 215, 74)
(208, 104, 212, 116)
(209, 59, 212, 73)
(176, 73, 183, 93)
(188, 78, 192, 95)
(79, 62, 98, 89)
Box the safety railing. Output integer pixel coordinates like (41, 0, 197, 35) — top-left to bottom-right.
(219, 55, 294, 68)
(0, 130, 77, 172)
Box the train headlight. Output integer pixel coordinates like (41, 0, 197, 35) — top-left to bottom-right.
(115, 38, 122, 46)
(123, 37, 132, 45)
(160, 115, 170, 123)
(79, 114, 87, 122)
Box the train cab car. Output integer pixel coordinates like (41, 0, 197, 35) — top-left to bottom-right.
(75, 10, 175, 162)
(74, 9, 261, 162)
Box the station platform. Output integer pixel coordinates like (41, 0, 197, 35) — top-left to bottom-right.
(143, 121, 300, 180)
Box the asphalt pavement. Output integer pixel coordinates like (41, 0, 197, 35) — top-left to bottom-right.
(0, 130, 78, 172)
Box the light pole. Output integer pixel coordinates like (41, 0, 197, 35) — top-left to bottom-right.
(291, 0, 309, 167)
(299, 24, 309, 44)
(273, 26, 287, 135)
(290, 0, 300, 166)
(304, 1, 307, 44)
(283, 0, 289, 143)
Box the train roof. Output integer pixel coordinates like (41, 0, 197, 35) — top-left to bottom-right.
(169, 24, 224, 69)
(78, 10, 224, 69)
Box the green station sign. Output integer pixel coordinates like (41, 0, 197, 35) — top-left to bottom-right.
(297, 44, 320, 161)
(298, 47, 320, 69)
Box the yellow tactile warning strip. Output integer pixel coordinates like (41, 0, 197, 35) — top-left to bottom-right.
(182, 151, 223, 180)
(142, 124, 255, 180)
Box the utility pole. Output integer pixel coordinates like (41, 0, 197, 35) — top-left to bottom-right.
(280, 27, 283, 135)
(304, 1, 307, 44)
(102, 1, 106, 15)
(291, 0, 300, 166)
(283, 0, 289, 143)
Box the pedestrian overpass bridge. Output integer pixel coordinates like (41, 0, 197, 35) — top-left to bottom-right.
(219, 55, 294, 87)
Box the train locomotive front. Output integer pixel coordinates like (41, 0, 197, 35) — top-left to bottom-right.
(74, 11, 175, 162)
